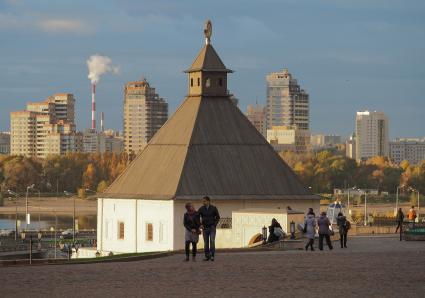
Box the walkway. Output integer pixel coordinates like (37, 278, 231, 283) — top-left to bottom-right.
(1, 236, 424, 297)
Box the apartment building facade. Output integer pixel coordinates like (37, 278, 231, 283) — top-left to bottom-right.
(123, 78, 168, 154)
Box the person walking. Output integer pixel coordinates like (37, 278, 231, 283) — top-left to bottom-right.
(183, 203, 201, 262)
(336, 212, 348, 248)
(317, 212, 333, 251)
(304, 209, 316, 251)
(407, 206, 417, 228)
(395, 208, 404, 241)
(198, 196, 220, 261)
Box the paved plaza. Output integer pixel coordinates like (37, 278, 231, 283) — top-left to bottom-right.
(1, 236, 424, 298)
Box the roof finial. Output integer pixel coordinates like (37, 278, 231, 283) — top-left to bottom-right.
(204, 19, 212, 45)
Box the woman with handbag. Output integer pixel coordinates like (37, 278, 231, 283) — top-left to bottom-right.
(317, 212, 333, 251)
(183, 202, 201, 262)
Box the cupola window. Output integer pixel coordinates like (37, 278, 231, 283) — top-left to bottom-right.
(205, 78, 211, 88)
(219, 78, 223, 86)
(191, 78, 193, 87)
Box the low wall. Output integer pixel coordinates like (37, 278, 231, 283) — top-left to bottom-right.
(356, 225, 396, 234)
(196, 229, 234, 249)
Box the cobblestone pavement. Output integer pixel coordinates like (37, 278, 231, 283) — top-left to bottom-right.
(1, 236, 424, 298)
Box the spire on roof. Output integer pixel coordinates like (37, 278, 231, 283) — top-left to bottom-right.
(204, 19, 212, 45)
(185, 20, 232, 73)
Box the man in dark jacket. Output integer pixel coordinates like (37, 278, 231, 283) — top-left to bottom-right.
(395, 208, 404, 241)
(198, 196, 220, 261)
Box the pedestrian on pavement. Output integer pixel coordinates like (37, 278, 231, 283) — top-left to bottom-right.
(407, 206, 417, 228)
(183, 202, 201, 262)
(304, 208, 316, 251)
(317, 212, 333, 251)
(336, 212, 348, 248)
(395, 208, 404, 235)
(198, 196, 220, 261)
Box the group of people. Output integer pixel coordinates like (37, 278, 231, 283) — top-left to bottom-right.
(303, 208, 350, 251)
(183, 196, 220, 262)
(395, 206, 418, 236)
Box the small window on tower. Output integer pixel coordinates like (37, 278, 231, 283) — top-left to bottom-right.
(197, 78, 200, 86)
(219, 78, 223, 86)
(205, 78, 211, 88)
(190, 78, 193, 87)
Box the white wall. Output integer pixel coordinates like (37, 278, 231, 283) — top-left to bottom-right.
(97, 198, 174, 254)
(173, 198, 319, 250)
(98, 198, 319, 253)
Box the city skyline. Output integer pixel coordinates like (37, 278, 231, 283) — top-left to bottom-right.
(1, 0, 424, 138)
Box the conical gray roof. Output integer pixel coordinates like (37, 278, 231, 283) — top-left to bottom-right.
(185, 44, 232, 73)
(104, 24, 317, 201)
(104, 95, 317, 201)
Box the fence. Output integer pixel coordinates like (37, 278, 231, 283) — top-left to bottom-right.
(217, 218, 232, 229)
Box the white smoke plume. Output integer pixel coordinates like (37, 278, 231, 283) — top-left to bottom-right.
(87, 54, 119, 84)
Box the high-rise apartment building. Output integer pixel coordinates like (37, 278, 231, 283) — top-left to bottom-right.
(83, 129, 105, 153)
(389, 138, 425, 165)
(346, 133, 356, 160)
(0, 132, 10, 154)
(123, 78, 168, 154)
(265, 68, 310, 151)
(266, 68, 309, 130)
(355, 111, 389, 162)
(311, 134, 342, 149)
(104, 129, 124, 154)
(10, 93, 79, 158)
(246, 103, 266, 136)
(266, 125, 310, 153)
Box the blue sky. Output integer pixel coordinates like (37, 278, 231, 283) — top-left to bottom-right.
(0, 0, 424, 138)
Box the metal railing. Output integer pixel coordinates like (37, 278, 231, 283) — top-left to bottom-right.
(217, 218, 232, 229)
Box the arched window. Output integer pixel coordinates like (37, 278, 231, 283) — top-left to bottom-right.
(197, 78, 200, 86)
(219, 78, 223, 86)
(190, 78, 193, 87)
(205, 77, 211, 88)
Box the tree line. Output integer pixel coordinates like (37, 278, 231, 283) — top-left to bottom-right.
(0, 152, 134, 195)
(279, 149, 425, 195)
(0, 149, 424, 196)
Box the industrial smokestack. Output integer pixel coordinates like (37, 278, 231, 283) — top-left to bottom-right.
(100, 112, 104, 132)
(86, 54, 119, 131)
(91, 83, 96, 130)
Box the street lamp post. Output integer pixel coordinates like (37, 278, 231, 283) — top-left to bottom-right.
(418, 191, 420, 222)
(396, 185, 405, 216)
(7, 190, 19, 241)
(64, 191, 75, 244)
(357, 189, 368, 226)
(364, 191, 368, 226)
(409, 187, 421, 222)
(25, 184, 35, 231)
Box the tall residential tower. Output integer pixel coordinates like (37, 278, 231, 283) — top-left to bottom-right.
(265, 68, 310, 152)
(355, 111, 389, 162)
(123, 79, 168, 154)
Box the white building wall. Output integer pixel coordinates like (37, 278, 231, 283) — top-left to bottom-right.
(138, 200, 174, 252)
(172, 198, 319, 250)
(97, 198, 174, 254)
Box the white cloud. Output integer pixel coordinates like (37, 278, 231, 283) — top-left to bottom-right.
(37, 18, 92, 34)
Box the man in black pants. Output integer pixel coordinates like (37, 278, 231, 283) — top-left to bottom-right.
(198, 196, 220, 261)
(395, 208, 404, 241)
